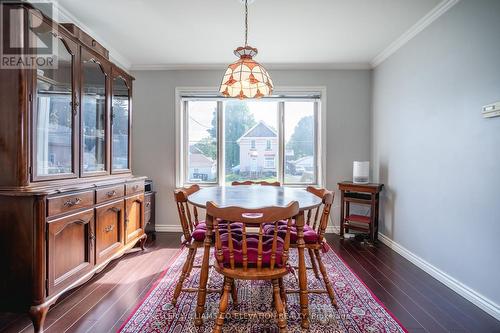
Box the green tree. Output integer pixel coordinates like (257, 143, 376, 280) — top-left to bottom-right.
(194, 137, 217, 160)
(207, 101, 256, 171)
(287, 115, 314, 159)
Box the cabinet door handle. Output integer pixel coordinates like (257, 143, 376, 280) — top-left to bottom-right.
(109, 207, 120, 213)
(104, 225, 114, 232)
(89, 231, 96, 251)
(106, 190, 117, 197)
(64, 197, 81, 207)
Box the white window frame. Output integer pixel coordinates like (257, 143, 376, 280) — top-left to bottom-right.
(175, 86, 327, 188)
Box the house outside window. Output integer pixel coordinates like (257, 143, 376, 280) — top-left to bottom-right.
(176, 88, 325, 186)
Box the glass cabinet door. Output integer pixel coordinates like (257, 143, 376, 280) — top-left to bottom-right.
(81, 53, 107, 175)
(111, 76, 130, 172)
(34, 31, 77, 179)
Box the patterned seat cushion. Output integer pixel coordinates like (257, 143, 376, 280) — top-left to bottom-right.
(217, 232, 285, 268)
(191, 221, 243, 242)
(263, 220, 319, 244)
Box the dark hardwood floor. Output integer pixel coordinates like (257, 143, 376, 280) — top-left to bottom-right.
(1, 233, 499, 333)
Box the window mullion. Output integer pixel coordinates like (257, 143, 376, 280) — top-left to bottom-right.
(183, 100, 189, 185)
(278, 101, 284, 185)
(217, 101, 224, 186)
(314, 101, 320, 186)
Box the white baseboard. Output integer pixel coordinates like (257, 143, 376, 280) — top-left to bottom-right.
(156, 224, 340, 233)
(155, 225, 183, 232)
(378, 233, 500, 321)
(326, 225, 339, 233)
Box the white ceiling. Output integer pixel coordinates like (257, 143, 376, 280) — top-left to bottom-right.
(55, 0, 444, 69)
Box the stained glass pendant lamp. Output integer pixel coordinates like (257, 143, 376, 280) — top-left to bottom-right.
(219, 0, 274, 99)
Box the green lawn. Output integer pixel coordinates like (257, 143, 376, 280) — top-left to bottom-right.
(224, 173, 278, 185)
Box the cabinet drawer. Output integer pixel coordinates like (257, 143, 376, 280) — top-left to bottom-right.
(48, 190, 94, 217)
(96, 185, 125, 204)
(126, 181, 144, 195)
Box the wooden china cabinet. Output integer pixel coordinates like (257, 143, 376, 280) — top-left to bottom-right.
(0, 4, 146, 332)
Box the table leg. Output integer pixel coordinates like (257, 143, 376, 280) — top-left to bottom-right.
(195, 215, 213, 326)
(295, 212, 309, 329)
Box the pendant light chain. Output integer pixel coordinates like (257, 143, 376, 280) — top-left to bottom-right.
(244, 0, 248, 46)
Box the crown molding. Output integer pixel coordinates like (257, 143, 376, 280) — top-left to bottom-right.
(130, 62, 372, 71)
(371, 0, 460, 68)
(40, 0, 132, 69)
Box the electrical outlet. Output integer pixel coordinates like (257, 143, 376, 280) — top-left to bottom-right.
(482, 102, 500, 118)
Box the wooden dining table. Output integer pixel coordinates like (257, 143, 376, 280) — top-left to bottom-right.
(188, 185, 322, 329)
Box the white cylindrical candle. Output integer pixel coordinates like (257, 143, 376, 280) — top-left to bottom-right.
(353, 161, 370, 184)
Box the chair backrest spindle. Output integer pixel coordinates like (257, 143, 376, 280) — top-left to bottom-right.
(227, 223, 235, 269)
(270, 221, 279, 269)
(257, 224, 264, 270)
(242, 224, 248, 271)
(312, 206, 320, 230)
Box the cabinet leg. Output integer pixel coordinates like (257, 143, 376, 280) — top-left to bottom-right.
(139, 234, 147, 250)
(29, 304, 49, 333)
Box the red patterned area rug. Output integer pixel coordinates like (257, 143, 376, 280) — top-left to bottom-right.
(119, 248, 407, 333)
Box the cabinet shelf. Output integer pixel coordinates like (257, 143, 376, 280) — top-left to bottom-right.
(344, 214, 371, 224)
(343, 224, 370, 232)
(343, 196, 372, 205)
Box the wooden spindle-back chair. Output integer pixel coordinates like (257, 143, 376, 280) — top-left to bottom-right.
(304, 186, 333, 245)
(231, 180, 281, 186)
(174, 184, 201, 243)
(289, 186, 337, 308)
(207, 201, 299, 333)
(171, 184, 231, 307)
